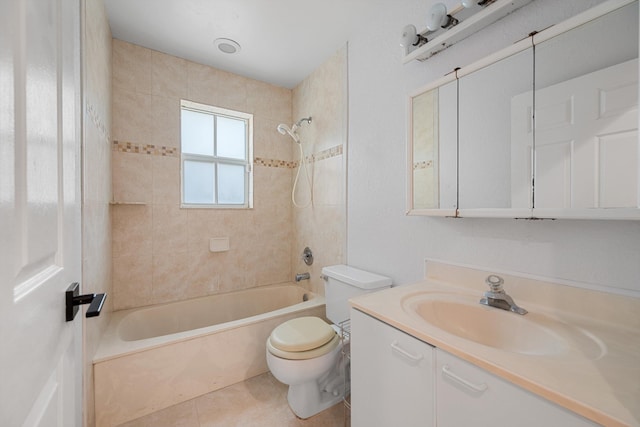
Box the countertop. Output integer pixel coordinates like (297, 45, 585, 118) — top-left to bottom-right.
(349, 262, 640, 427)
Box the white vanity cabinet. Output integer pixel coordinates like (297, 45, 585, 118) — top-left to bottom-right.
(351, 309, 601, 427)
(436, 349, 600, 427)
(351, 309, 435, 427)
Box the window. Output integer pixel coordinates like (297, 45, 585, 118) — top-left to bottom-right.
(180, 100, 253, 208)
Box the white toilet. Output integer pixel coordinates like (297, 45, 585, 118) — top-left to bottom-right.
(266, 264, 391, 419)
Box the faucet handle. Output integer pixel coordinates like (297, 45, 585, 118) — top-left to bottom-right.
(485, 275, 504, 292)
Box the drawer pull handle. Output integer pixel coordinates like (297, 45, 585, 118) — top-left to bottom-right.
(442, 365, 488, 393)
(390, 341, 424, 362)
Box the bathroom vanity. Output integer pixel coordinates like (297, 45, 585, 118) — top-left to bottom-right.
(349, 262, 640, 427)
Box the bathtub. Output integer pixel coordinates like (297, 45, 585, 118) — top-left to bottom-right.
(93, 283, 325, 427)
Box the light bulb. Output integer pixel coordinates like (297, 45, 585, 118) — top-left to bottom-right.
(400, 24, 418, 48)
(461, 0, 478, 8)
(427, 3, 448, 31)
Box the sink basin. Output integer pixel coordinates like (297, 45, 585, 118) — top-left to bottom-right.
(402, 292, 605, 358)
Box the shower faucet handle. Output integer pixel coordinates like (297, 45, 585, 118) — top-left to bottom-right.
(302, 247, 313, 266)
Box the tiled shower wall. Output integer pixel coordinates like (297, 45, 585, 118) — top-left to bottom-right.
(82, 0, 112, 425)
(111, 40, 295, 310)
(292, 47, 348, 295)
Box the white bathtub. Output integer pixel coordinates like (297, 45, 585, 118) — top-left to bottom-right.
(93, 283, 325, 427)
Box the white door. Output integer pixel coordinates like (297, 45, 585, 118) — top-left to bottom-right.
(0, 0, 83, 426)
(512, 59, 639, 210)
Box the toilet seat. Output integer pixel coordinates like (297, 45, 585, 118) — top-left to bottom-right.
(267, 316, 340, 360)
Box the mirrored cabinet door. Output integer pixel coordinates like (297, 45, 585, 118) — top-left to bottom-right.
(457, 46, 534, 215)
(533, 0, 639, 218)
(406, 0, 639, 220)
(408, 77, 458, 215)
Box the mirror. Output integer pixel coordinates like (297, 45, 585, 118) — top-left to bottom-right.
(457, 47, 534, 213)
(533, 1, 639, 213)
(408, 1, 639, 219)
(408, 78, 457, 214)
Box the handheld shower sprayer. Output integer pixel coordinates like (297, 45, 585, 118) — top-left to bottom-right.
(276, 123, 298, 143)
(276, 117, 312, 144)
(275, 117, 314, 208)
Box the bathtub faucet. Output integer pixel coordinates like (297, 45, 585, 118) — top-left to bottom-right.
(295, 273, 311, 282)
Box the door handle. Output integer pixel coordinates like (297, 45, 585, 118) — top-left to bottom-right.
(391, 341, 424, 363)
(65, 282, 107, 321)
(442, 365, 488, 393)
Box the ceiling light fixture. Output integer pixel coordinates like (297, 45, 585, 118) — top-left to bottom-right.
(214, 38, 241, 54)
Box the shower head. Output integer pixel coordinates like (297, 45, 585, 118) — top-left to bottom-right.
(295, 117, 312, 127)
(276, 123, 300, 143)
(277, 117, 311, 144)
(277, 123, 289, 135)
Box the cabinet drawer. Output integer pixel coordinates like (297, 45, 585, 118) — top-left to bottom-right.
(436, 349, 600, 427)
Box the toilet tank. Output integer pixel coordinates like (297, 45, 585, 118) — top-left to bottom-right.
(321, 264, 392, 324)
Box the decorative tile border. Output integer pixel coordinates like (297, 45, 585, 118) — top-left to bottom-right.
(313, 145, 343, 163)
(254, 158, 297, 168)
(113, 140, 178, 157)
(413, 160, 433, 170)
(112, 140, 343, 169)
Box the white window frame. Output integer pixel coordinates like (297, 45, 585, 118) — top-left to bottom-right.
(180, 99, 253, 209)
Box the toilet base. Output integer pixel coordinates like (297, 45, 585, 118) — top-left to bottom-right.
(287, 381, 345, 419)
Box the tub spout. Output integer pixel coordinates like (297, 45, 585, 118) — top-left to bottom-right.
(295, 273, 310, 282)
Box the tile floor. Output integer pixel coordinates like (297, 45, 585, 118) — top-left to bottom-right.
(116, 372, 348, 427)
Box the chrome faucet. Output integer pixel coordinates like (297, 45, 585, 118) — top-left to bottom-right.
(295, 272, 310, 282)
(479, 275, 528, 315)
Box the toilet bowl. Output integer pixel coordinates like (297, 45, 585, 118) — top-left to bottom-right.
(266, 265, 392, 419)
(266, 317, 345, 419)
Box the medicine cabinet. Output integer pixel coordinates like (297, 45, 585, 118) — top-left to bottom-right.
(407, 0, 639, 219)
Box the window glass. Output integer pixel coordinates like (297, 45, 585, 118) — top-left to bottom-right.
(181, 100, 252, 208)
(217, 116, 246, 160)
(183, 160, 215, 204)
(181, 109, 214, 156)
(218, 164, 245, 204)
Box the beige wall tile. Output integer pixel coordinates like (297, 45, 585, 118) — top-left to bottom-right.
(112, 253, 153, 310)
(112, 86, 152, 144)
(151, 95, 180, 149)
(185, 61, 218, 104)
(186, 249, 221, 296)
(246, 79, 292, 122)
(151, 51, 188, 99)
(152, 250, 191, 304)
(112, 151, 153, 203)
(112, 205, 152, 257)
(112, 39, 152, 94)
(152, 155, 180, 205)
(253, 116, 293, 162)
(291, 46, 347, 295)
(313, 154, 343, 206)
(211, 69, 248, 112)
(152, 204, 187, 255)
(84, 3, 112, 427)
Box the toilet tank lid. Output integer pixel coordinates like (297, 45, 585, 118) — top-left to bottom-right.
(321, 264, 392, 290)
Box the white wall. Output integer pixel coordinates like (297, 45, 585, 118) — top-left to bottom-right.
(347, 0, 640, 295)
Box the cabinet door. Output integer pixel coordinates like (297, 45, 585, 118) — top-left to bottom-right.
(436, 349, 600, 427)
(351, 309, 435, 427)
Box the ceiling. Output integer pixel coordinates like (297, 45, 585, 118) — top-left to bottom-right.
(105, 0, 368, 89)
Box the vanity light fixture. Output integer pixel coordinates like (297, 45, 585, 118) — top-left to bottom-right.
(400, 0, 533, 63)
(214, 38, 241, 54)
(427, 3, 459, 31)
(462, 0, 496, 8)
(400, 24, 429, 48)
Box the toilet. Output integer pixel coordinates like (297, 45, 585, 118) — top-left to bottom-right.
(266, 264, 391, 419)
